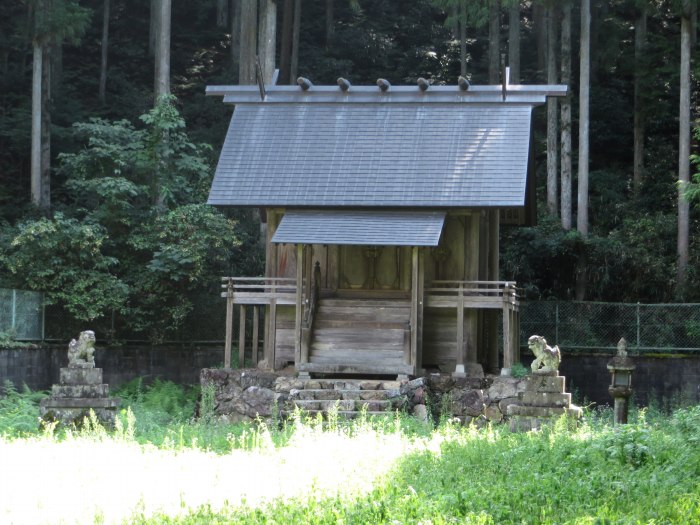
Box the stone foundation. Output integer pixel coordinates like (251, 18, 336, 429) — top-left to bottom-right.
(200, 368, 580, 430)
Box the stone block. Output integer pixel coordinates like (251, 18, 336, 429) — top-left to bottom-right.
(340, 390, 362, 400)
(297, 390, 316, 400)
(60, 367, 103, 385)
(314, 390, 343, 401)
(451, 389, 485, 418)
(484, 405, 503, 423)
(487, 377, 526, 401)
(359, 381, 381, 390)
(274, 376, 305, 393)
(51, 384, 110, 398)
(359, 390, 388, 401)
(41, 397, 120, 409)
(498, 397, 520, 414)
(380, 381, 402, 390)
(506, 405, 568, 417)
(305, 380, 322, 390)
(520, 392, 571, 408)
(240, 386, 275, 418)
(356, 400, 391, 412)
(413, 404, 429, 422)
(524, 375, 565, 393)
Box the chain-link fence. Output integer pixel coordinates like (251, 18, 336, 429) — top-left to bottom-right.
(30, 294, 700, 353)
(0, 289, 44, 340)
(43, 294, 228, 344)
(520, 301, 700, 353)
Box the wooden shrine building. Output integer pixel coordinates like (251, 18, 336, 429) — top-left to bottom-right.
(207, 75, 566, 378)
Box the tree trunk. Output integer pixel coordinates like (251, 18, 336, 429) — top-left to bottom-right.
(290, 0, 301, 81)
(99, 0, 110, 104)
(577, 0, 590, 237)
(217, 0, 228, 28)
(230, 0, 241, 77)
(31, 40, 43, 208)
(258, 0, 276, 82)
(40, 43, 51, 211)
(238, 0, 257, 84)
(279, 0, 294, 84)
(154, 0, 171, 99)
(534, 3, 546, 80)
(508, 2, 520, 83)
(560, 0, 572, 230)
(677, 3, 692, 295)
(576, 0, 591, 301)
(546, 5, 559, 217)
(326, 0, 333, 47)
(149, 0, 158, 57)
(632, 7, 647, 194)
(459, 0, 467, 77)
(488, 0, 501, 84)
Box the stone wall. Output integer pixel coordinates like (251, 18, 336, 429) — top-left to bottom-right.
(2, 345, 700, 407)
(1, 344, 224, 391)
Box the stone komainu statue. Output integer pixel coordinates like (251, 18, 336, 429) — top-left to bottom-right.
(67, 330, 96, 367)
(528, 335, 561, 373)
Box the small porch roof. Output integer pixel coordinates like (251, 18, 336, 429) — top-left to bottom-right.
(271, 210, 446, 246)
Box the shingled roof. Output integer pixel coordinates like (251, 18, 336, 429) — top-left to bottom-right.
(206, 80, 566, 209)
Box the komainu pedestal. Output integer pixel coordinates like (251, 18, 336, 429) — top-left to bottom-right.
(40, 331, 120, 427)
(507, 372, 582, 432)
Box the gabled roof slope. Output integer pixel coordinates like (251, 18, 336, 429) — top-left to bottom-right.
(207, 103, 533, 208)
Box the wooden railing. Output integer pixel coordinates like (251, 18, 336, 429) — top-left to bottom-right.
(425, 280, 520, 374)
(425, 280, 519, 309)
(220, 277, 300, 305)
(221, 277, 303, 368)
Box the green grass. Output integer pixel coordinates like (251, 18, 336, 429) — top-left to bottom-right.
(1, 381, 699, 524)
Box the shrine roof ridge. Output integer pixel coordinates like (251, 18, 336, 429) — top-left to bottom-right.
(206, 81, 567, 106)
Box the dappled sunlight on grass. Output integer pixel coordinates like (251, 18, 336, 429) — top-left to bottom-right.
(0, 415, 428, 525)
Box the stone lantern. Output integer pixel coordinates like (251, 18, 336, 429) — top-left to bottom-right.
(607, 338, 635, 425)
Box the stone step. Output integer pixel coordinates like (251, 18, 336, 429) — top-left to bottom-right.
(281, 410, 399, 420)
(287, 398, 399, 412)
(286, 379, 402, 391)
(288, 388, 403, 402)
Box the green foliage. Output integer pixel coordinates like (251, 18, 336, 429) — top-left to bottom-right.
(30, 0, 91, 46)
(0, 213, 128, 321)
(510, 362, 529, 378)
(0, 380, 46, 436)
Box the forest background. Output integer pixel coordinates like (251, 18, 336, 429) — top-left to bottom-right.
(0, 0, 698, 344)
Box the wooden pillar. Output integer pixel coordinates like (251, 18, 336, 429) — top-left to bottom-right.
(301, 245, 312, 364)
(410, 247, 419, 370)
(417, 248, 425, 373)
(503, 296, 513, 371)
(252, 305, 259, 365)
(263, 210, 278, 371)
(224, 281, 233, 369)
(465, 213, 480, 364)
(267, 299, 277, 368)
(238, 305, 246, 368)
(294, 243, 303, 367)
(454, 282, 466, 376)
(488, 209, 500, 373)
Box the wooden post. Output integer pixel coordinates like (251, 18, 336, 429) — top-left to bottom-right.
(417, 248, 425, 373)
(238, 304, 246, 368)
(410, 247, 419, 369)
(252, 305, 259, 365)
(268, 299, 277, 368)
(224, 279, 233, 369)
(503, 293, 513, 371)
(294, 243, 303, 367)
(455, 282, 465, 375)
(301, 245, 312, 365)
(488, 209, 500, 373)
(465, 213, 480, 365)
